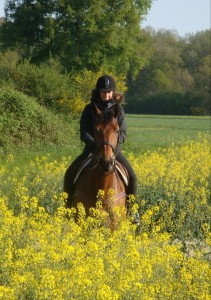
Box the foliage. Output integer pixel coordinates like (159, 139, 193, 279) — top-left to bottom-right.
(125, 90, 210, 115)
(0, 24, 210, 116)
(0, 87, 79, 153)
(126, 29, 211, 115)
(1, 0, 153, 75)
(0, 27, 210, 116)
(181, 30, 211, 86)
(0, 137, 210, 299)
(0, 51, 128, 114)
(63, 68, 127, 112)
(0, 52, 75, 109)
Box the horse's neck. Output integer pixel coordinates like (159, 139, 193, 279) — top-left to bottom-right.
(101, 170, 123, 192)
(73, 165, 126, 212)
(75, 165, 124, 195)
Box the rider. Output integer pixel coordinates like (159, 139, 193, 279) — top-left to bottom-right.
(64, 75, 137, 203)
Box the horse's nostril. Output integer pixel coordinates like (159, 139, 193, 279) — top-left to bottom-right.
(100, 159, 113, 172)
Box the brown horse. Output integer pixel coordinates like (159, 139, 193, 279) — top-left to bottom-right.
(68, 105, 127, 224)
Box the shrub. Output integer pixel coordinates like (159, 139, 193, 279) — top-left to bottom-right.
(0, 87, 78, 153)
(0, 51, 128, 114)
(59, 68, 127, 113)
(0, 54, 74, 109)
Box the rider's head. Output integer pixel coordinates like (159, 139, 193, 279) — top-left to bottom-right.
(96, 75, 116, 92)
(96, 75, 116, 101)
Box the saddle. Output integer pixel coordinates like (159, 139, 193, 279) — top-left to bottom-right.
(73, 154, 129, 186)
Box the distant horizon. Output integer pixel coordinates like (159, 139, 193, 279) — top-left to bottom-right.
(0, 1, 210, 37)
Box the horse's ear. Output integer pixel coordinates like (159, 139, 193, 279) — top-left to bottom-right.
(94, 104, 102, 117)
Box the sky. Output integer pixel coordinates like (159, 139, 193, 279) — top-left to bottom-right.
(0, 0, 210, 37)
(142, 0, 210, 36)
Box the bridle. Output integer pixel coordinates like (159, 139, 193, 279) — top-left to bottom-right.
(91, 107, 120, 172)
(91, 139, 118, 172)
(97, 140, 117, 156)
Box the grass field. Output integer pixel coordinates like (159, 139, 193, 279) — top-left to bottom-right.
(2, 114, 209, 162)
(1, 114, 210, 175)
(124, 114, 210, 154)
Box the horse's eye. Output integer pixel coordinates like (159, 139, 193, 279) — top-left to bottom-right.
(116, 130, 119, 134)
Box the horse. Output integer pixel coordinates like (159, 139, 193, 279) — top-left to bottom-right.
(66, 104, 127, 226)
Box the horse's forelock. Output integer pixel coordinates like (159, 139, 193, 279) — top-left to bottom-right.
(103, 109, 114, 123)
(96, 109, 114, 124)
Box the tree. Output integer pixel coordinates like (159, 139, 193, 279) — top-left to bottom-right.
(126, 29, 189, 100)
(1, 0, 153, 75)
(1, 1, 56, 58)
(125, 28, 210, 115)
(181, 30, 211, 91)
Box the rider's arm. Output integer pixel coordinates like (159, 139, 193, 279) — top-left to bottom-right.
(80, 105, 95, 147)
(117, 106, 127, 144)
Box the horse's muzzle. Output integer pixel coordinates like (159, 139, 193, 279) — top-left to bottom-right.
(100, 159, 115, 172)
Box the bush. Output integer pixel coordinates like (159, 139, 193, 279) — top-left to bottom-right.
(0, 52, 74, 109)
(0, 87, 79, 153)
(0, 51, 128, 114)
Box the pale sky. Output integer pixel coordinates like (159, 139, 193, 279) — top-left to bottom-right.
(142, 0, 210, 36)
(0, 0, 210, 37)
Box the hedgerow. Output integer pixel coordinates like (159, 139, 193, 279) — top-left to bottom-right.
(0, 87, 78, 153)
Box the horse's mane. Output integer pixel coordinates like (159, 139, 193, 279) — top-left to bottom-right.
(96, 109, 115, 124)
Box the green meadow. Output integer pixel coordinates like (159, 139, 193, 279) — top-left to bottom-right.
(2, 114, 209, 163)
(124, 114, 210, 155)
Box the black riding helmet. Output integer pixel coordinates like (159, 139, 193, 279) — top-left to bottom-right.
(96, 75, 116, 91)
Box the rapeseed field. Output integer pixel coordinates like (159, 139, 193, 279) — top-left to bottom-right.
(0, 137, 210, 299)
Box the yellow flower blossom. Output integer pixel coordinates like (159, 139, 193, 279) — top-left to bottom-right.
(0, 138, 210, 299)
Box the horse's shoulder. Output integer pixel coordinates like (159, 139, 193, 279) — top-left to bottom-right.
(74, 155, 92, 185)
(73, 155, 129, 187)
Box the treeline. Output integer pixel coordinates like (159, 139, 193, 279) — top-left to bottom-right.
(0, 1, 210, 116)
(126, 29, 210, 115)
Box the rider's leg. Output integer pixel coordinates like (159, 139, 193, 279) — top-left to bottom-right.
(116, 152, 137, 197)
(116, 152, 139, 223)
(64, 151, 90, 208)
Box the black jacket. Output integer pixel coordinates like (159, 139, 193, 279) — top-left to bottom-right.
(80, 97, 126, 152)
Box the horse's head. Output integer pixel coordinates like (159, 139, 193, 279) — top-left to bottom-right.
(94, 105, 120, 172)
